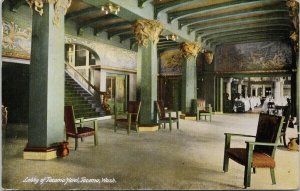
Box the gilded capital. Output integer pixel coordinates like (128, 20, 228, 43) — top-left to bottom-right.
(133, 19, 163, 47)
(26, 0, 72, 27)
(179, 42, 201, 59)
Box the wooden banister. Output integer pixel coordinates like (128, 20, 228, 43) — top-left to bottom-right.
(65, 63, 111, 114)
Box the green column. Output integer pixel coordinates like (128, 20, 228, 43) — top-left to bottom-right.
(296, 54, 299, 136)
(219, 77, 224, 113)
(28, 3, 65, 148)
(181, 57, 197, 114)
(137, 42, 158, 124)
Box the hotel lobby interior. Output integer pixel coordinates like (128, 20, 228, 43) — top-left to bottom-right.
(1, 0, 300, 190)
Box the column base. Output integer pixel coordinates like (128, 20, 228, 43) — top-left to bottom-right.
(23, 142, 69, 160)
(180, 114, 196, 120)
(139, 124, 159, 132)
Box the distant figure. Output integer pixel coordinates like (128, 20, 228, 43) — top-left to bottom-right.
(67, 47, 74, 64)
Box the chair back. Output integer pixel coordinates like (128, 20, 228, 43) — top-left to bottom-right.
(254, 113, 284, 156)
(64, 105, 76, 134)
(128, 101, 141, 122)
(155, 100, 165, 119)
(281, 103, 291, 132)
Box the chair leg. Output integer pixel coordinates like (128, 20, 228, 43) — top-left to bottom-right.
(114, 123, 117, 132)
(253, 168, 256, 174)
(177, 120, 179, 129)
(75, 138, 78, 150)
(270, 168, 276, 184)
(163, 123, 165, 129)
(283, 135, 287, 147)
(244, 163, 252, 188)
(169, 121, 172, 131)
(244, 163, 251, 188)
(210, 115, 211, 122)
(94, 120, 98, 145)
(223, 153, 229, 172)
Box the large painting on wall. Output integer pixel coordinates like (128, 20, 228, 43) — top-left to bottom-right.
(160, 49, 183, 75)
(215, 41, 293, 72)
(2, 20, 32, 59)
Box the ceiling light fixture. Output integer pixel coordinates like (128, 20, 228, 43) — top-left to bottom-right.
(101, 3, 120, 15)
(165, 34, 178, 41)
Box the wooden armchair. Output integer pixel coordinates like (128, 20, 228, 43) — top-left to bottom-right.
(155, 100, 179, 131)
(64, 105, 98, 150)
(114, 101, 141, 135)
(279, 104, 291, 147)
(196, 99, 212, 122)
(223, 113, 284, 188)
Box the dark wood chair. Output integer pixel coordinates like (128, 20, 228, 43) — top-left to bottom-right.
(279, 104, 291, 147)
(114, 101, 141, 135)
(196, 99, 212, 122)
(64, 105, 98, 150)
(223, 113, 284, 188)
(155, 100, 179, 131)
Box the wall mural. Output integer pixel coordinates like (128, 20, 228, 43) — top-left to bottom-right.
(160, 49, 183, 75)
(2, 21, 32, 59)
(215, 41, 293, 72)
(2, 19, 137, 70)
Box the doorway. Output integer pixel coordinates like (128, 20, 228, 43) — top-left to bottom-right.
(106, 74, 128, 114)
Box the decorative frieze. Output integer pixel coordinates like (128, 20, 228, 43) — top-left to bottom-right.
(133, 19, 163, 47)
(26, 0, 72, 27)
(179, 42, 201, 59)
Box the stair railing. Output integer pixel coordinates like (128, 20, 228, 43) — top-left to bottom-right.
(65, 63, 111, 114)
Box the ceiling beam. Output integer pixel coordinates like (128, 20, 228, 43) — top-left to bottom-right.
(77, 14, 118, 35)
(154, 0, 199, 19)
(209, 33, 289, 45)
(119, 34, 136, 42)
(197, 23, 293, 38)
(204, 29, 290, 43)
(94, 22, 132, 36)
(178, 2, 288, 28)
(138, 0, 151, 8)
(190, 17, 290, 34)
(211, 36, 287, 47)
(157, 41, 179, 46)
(168, 0, 273, 23)
(66, 7, 100, 20)
(107, 30, 133, 39)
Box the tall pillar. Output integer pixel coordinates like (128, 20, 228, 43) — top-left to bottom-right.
(179, 42, 201, 114)
(280, 78, 285, 97)
(273, 77, 283, 104)
(219, 77, 224, 113)
(255, 86, 258, 97)
(133, 19, 163, 124)
(237, 79, 243, 94)
(262, 85, 266, 97)
(226, 78, 233, 100)
(24, 0, 72, 160)
(244, 86, 248, 98)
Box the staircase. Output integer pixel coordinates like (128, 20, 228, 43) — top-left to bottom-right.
(65, 72, 107, 119)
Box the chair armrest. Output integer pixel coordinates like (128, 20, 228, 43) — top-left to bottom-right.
(246, 141, 279, 147)
(224, 133, 256, 138)
(224, 133, 256, 150)
(75, 118, 98, 130)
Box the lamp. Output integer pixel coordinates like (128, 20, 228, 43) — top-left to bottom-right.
(165, 34, 178, 41)
(101, 3, 120, 15)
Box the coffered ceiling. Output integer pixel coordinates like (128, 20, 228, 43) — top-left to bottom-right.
(9, 0, 297, 51)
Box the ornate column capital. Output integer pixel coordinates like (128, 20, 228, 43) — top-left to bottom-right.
(26, 0, 72, 27)
(133, 19, 163, 47)
(179, 42, 202, 59)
